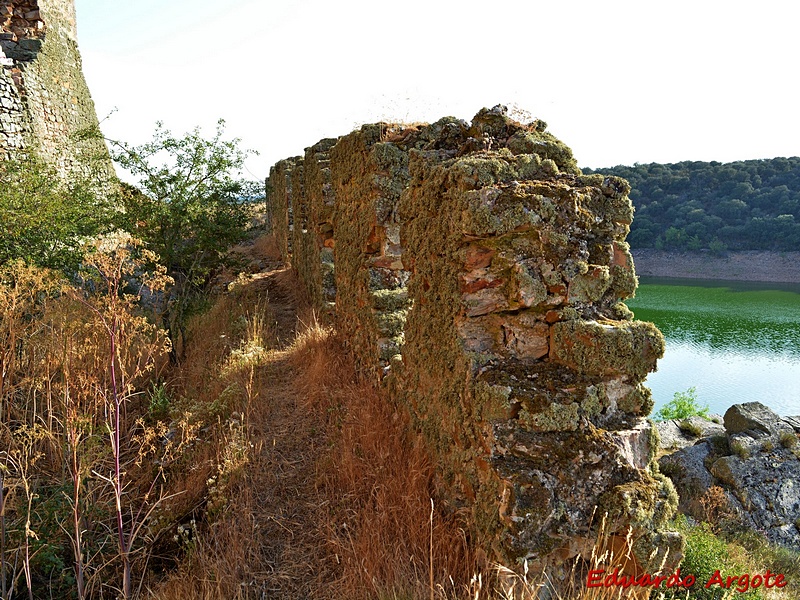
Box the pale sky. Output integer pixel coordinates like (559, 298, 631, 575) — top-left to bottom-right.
(74, 0, 800, 182)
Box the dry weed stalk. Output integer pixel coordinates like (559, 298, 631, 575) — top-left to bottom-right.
(0, 236, 179, 598)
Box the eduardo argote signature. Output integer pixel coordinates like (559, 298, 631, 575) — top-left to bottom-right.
(587, 567, 788, 593)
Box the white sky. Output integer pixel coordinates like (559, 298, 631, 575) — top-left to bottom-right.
(74, 0, 800, 182)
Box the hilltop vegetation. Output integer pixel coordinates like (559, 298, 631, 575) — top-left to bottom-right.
(585, 157, 800, 252)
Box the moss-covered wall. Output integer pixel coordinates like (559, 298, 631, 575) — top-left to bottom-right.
(266, 157, 298, 262)
(0, 0, 113, 183)
(302, 137, 338, 314)
(266, 105, 682, 574)
(290, 156, 310, 283)
(329, 124, 407, 381)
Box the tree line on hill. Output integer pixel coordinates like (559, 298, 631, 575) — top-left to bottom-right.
(584, 157, 800, 253)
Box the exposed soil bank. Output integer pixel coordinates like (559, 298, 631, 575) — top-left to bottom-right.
(632, 249, 800, 284)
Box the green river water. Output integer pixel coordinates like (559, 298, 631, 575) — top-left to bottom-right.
(627, 277, 800, 418)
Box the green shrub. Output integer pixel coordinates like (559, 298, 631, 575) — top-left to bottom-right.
(679, 419, 704, 437)
(779, 431, 798, 449)
(664, 518, 765, 600)
(0, 155, 113, 273)
(656, 387, 709, 421)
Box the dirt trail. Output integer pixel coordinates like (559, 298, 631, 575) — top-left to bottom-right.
(238, 266, 338, 598)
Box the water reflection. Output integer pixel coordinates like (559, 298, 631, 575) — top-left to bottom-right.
(634, 309, 800, 357)
(628, 278, 800, 417)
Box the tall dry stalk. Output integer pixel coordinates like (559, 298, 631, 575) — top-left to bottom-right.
(0, 237, 172, 598)
(73, 236, 172, 598)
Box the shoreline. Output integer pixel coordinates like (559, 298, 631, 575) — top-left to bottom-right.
(631, 249, 800, 284)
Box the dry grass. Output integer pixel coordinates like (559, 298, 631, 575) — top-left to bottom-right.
(0, 234, 659, 599)
(149, 260, 646, 600)
(151, 267, 336, 599)
(250, 232, 282, 263)
(313, 349, 475, 600)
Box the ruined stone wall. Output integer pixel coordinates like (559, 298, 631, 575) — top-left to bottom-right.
(290, 157, 307, 275)
(265, 106, 682, 573)
(266, 157, 298, 262)
(328, 123, 416, 380)
(1, 0, 113, 182)
(302, 137, 338, 314)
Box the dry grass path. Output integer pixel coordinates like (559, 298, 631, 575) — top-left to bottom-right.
(241, 269, 338, 599)
(155, 244, 342, 598)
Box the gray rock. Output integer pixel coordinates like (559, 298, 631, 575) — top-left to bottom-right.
(782, 415, 800, 433)
(710, 449, 800, 548)
(655, 415, 725, 451)
(709, 455, 743, 489)
(18, 39, 42, 53)
(658, 441, 714, 515)
(656, 420, 692, 451)
(724, 402, 790, 438)
(659, 404, 800, 550)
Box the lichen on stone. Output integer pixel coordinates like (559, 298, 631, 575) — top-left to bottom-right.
(268, 105, 679, 575)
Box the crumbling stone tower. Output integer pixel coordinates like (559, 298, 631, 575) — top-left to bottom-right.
(0, 0, 112, 181)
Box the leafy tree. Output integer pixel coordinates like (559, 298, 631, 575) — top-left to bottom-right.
(109, 120, 261, 358)
(0, 156, 113, 273)
(655, 387, 709, 421)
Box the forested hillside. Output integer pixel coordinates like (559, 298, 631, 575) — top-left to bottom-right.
(585, 157, 800, 252)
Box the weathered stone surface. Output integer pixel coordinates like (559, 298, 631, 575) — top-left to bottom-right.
(266, 157, 299, 261)
(329, 123, 418, 380)
(783, 415, 800, 433)
(724, 401, 792, 438)
(659, 441, 715, 514)
(1, 0, 113, 182)
(709, 451, 800, 548)
(656, 415, 725, 451)
(294, 139, 340, 313)
(550, 319, 665, 379)
(267, 105, 680, 577)
(659, 401, 800, 549)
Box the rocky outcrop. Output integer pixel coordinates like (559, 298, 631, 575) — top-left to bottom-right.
(659, 402, 800, 549)
(266, 106, 682, 575)
(1, 0, 112, 182)
(655, 415, 725, 451)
